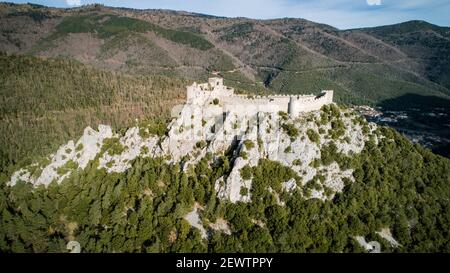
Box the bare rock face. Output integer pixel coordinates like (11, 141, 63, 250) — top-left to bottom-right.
(376, 228, 402, 248)
(78, 125, 114, 169)
(355, 228, 401, 253)
(66, 241, 81, 253)
(8, 103, 377, 206)
(209, 218, 231, 235)
(8, 125, 113, 187)
(212, 108, 375, 203)
(183, 203, 207, 240)
(218, 156, 253, 203)
(99, 126, 162, 173)
(354, 236, 381, 253)
(283, 178, 297, 192)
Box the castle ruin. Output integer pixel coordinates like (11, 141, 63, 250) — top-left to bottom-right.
(186, 77, 333, 117)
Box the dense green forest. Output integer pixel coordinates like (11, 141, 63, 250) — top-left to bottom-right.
(0, 123, 449, 252)
(34, 14, 214, 52)
(0, 53, 187, 173)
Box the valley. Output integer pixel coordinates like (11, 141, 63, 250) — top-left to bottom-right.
(357, 103, 450, 158)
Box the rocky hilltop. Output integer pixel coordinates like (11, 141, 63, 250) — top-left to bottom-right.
(2, 78, 449, 252)
(9, 79, 372, 204)
(1, 12, 449, 251)
(5, 78, 406, 252)
(1, 3, 449, 168)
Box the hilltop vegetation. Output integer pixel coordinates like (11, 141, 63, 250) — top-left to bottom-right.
(0, 53, 187, 173)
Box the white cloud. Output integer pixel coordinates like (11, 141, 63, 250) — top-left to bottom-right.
(66, 0, 81, 6)
(367, 0, 382, 5)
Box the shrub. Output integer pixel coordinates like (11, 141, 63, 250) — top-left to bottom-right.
(102, 137, 125, 156)
(138, 118, 168, 138)
(56, 160, 79, 175)
(330, 119, 346, 139)
(240, 165, 252, 180)
(240, 187, 249, 196)
(140, 146, 149, 154)
(75, 143, 83, 152)
(282, 123, 299, 138)
(321, 104, 330, 113)
(362, 125, 370, 135)
(195, 140, 206, 149)
(329, 104, 341, 118)
(311, 159, 321, 168)
(293, 159, 302, 166)
(105, 160, 114, 168)
(324, 186, 334, 198)
(278, 111, 289, 120)
(240, 150, 248, 160)
(307, 129, 320, 144)
(305, 179, 322, 191)
(243, 140, 255, 150)
(257, 138, 263, 150)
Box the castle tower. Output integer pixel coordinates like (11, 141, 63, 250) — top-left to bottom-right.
(186, 82, 198, 103)
(208, 77, 223, 88)
(322, 90, 334, 104)
(288, 96, 300, 117)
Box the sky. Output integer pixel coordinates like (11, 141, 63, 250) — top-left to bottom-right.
(7, 0, 450, 29)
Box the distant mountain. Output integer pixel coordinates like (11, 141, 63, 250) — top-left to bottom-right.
(1, 3, 449, 106)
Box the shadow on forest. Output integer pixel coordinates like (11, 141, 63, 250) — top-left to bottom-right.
(379, 93, 450, 111)
(378, 93, 450, 158)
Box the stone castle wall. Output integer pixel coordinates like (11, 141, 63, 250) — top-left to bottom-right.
(186, 77, 333, 117)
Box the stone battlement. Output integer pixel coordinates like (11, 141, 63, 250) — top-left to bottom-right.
(186, 77, 333, 117)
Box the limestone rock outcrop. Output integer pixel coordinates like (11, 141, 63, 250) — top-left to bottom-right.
(8, 125, 113, 187)
(8, 78, 377, 205)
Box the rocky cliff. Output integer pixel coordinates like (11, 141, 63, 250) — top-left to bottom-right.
(8, 103, 377, 204)
(3, 99, 450, 253)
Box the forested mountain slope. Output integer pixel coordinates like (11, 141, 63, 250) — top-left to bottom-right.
(1, 3, 449, 106)
(0, 53, 187, 172)
(1, 104, 449, 253)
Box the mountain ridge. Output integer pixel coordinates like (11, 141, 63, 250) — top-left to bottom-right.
(1, 2, 450, 107)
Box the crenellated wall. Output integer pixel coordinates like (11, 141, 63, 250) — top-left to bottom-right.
(288, 90, 333, 116)
(186, 78, 333, 117)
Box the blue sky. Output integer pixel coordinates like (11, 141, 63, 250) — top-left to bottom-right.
(8, 0, 450, 29)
